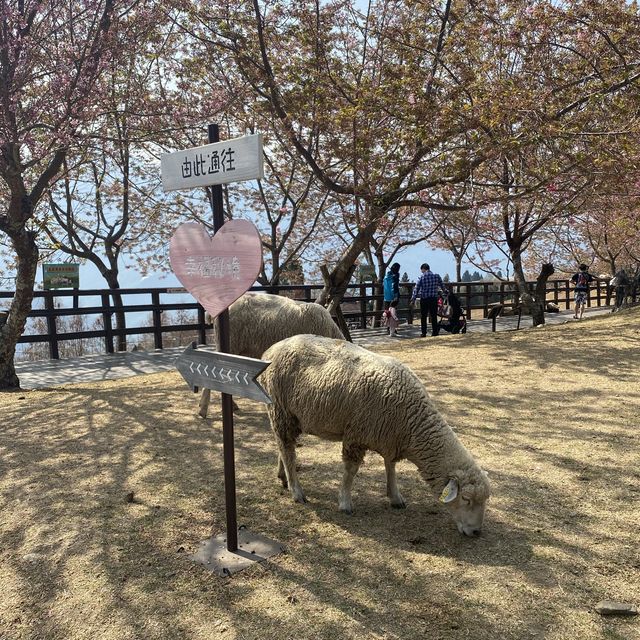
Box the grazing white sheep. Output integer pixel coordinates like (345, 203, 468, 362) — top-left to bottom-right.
(199, 293, 344, 417)
(215, 292, 344, 356)
(261, 335, 490, 537)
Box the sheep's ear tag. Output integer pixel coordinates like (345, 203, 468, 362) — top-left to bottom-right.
(439, 479, 458, 504)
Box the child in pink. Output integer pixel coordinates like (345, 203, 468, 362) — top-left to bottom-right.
(382, 300, 400, 335)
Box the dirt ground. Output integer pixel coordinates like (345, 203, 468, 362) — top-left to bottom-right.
(1, 308, 639, 640)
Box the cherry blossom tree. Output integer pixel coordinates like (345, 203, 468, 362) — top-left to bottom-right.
(428, 208, 479, 283)
(461, 0, 640, 324)
(230, 140, 332, 287)
(178, 0, 640, 331)
(38, 11, 191, 351)
(0, 0, 134, 388)
(178, 0, 509, 333)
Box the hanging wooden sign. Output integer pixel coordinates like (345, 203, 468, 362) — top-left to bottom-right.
(161, 134, 264, 192)
(169, 220, 262, 320)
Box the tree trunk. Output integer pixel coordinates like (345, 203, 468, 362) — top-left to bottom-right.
(533, 263, 555, 326)
(511, 246, 554, 326)
(0, 231, 39, 389)
(103, 274, 126, 352)
(373, 249, 386, 327)
(319, 264, 355, 342)
(315, 219, 378, 313)
(454, 249, 462, 284)
(511, 247, 531, 301)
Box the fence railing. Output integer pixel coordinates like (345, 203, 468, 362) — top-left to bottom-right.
(0, 278, 613, 360)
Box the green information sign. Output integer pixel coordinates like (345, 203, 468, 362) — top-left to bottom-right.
(358, 264, 376, 282)
(43, 263, 80, 290)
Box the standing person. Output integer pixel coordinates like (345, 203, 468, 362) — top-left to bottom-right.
(383, 262, 401, 309)
(571, 263, 595, 320)
(410, 263, 446, 337)
(382, 299, 400, 336)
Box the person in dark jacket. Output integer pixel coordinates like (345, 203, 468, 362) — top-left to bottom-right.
(439, 291, 465, 334)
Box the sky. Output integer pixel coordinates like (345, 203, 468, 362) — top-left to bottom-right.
(27, 240, 464, 292)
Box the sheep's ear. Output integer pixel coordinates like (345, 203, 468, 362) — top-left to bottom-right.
(439, 478, 459, 504)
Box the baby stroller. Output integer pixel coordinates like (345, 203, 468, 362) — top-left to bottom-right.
(438, 292, 467, 334)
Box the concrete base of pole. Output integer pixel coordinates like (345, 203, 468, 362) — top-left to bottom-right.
(191, 528, 285, 577)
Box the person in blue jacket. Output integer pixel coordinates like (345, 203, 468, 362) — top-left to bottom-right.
(383, 263, 401, 309)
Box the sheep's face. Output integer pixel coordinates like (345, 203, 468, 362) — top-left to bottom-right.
(439, 472, 490, 537)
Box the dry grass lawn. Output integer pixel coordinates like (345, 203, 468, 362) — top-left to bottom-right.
(1, 308, 639, 640)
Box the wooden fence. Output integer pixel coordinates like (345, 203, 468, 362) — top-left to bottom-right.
(0, 278, 613, 360)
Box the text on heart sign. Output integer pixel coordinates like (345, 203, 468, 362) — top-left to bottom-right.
(184, 256, 241, 279)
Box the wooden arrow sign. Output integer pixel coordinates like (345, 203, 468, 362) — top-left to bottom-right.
(176, 344, 271, 404)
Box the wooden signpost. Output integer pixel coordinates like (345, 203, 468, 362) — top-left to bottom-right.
(164, 125, 283, 576)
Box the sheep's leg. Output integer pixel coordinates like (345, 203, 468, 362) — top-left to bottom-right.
(198, 389, 239, 418)
(384, 458, 406, 509)
(198, 389, 211, 418)
(269, 407, 305, 503)
(277, 438, 306, 503)
(277, 455, 288, 488)
(339, 444, 365, 515)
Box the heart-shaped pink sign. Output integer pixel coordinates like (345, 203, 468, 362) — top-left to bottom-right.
(169, 220, 263, 319)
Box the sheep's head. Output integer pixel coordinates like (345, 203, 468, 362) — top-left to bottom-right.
(439, 468, 490, 537)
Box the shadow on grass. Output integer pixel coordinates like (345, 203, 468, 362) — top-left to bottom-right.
(2, 316, 638, 640)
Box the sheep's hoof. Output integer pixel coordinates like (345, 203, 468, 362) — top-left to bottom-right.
(292, 490, 307, 504)
(390, 496, 407, 509)
(339, 498, 354, 514)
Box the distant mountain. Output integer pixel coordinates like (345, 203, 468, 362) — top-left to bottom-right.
(134, 272, 182, 289)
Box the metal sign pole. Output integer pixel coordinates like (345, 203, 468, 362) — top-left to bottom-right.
(166, 126, 283, 576)
(208, 123, 238, 553)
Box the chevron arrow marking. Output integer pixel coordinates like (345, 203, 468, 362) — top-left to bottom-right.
(175, 344, 271, 404)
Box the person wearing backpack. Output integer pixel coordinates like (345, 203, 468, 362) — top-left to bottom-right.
(571, 263, 595, 320)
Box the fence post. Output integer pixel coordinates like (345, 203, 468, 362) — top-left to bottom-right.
(151, 291, 163, 350)
(44, 291, 59, 360)
(405, 284, 413, 324)
(101, 293, 114, 354)
(359, 283, 367, 329)
(197, 304, 207, 345)
(465, 283, 472, 319)
(565, 280, 571, 309)
(482, 283, 489, 318)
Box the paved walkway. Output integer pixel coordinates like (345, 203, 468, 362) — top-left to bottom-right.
(14, 305, 612, 389)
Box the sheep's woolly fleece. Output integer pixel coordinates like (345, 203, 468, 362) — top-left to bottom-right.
(261, 335, 490, 506)
(217, 293, 344, 358)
